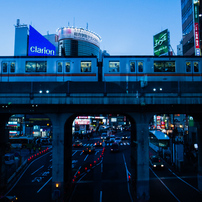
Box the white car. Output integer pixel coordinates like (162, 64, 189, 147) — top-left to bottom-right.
(114, 137, 122, 144)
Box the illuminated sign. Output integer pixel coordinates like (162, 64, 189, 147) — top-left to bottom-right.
(153, 29, 169, 56)
(194, 2, 201, 56)
(28, 25, 56, 56)
(58, 27, 101, 48)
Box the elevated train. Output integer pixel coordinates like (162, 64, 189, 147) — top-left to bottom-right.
(0, 55, 201, 83)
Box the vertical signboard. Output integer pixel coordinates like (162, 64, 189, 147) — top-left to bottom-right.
(193, 0, 201, 56)
(153, 29, 170, 56)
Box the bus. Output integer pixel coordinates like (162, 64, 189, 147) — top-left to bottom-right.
(149, 130, 170, 151)
(9, 137, 35, 149)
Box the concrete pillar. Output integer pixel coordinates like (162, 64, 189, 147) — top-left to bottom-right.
(194, 115, 202, 193)
(47, 113, 74, 201)
(129, 112, 152, 201)
(0, 114, 11, 196)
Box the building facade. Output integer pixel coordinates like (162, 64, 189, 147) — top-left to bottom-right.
(181, 0, 202, 55)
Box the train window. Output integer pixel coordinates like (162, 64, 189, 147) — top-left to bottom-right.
(10, 62, 15, 73)
(154, 61, 175, 72)
(26, 61, 47, 72)
(186, 62, 191, 72)
(194, 62, 199, 72)
(81, 61, 91, 72)
(138, 62, 143, 72)
(65, 62, 70, 72)
(130, 62, 135, 72)
(2, 62, 7, 72)
(57, 62, 62, 72)
(36, 62, 47, 72)
(109, 61, 120, 72)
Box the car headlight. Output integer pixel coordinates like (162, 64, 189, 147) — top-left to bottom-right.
(161, 165, 164, 167)
(153, 165, 156, 167)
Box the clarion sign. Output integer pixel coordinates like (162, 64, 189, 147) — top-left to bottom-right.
(28, 25, 56, 56)
(30, 46, 55, 55)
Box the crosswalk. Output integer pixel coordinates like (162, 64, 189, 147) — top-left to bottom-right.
(72, 142, 130, 147)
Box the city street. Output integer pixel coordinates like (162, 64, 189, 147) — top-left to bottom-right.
(2, 131, 202, 201)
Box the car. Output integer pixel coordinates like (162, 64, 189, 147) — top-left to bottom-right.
(121, 135, 130, 140)
(110, 142, 119, 152)
(73, 140, 83, 147)
(83, 146, 95, 154)
(94, 141, 102, 147)
(150, 155, 164, 169)
(109, 135, 115, 143)
(101, 133, 107, 140)
(0, 195, 18, 201)
(114, 137, 122, 144)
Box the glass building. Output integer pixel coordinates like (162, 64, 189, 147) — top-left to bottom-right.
(181, 0, 202, 55)
(58, 27, 101, 59)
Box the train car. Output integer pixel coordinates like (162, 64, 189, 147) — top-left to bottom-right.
(102, 56, 202, 82)
(0, 56, 98, 82)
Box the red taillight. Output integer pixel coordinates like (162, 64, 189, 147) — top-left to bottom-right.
(78, 171, 80, 175)
(85, 167, 87, 172)
(159, 160, 161, 162)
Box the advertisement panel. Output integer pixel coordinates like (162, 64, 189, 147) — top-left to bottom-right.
(28, 25, 56, 56)
(58, 27, 101, 48)
(153, 29, 169, 56)
(193, 1, 201, 56)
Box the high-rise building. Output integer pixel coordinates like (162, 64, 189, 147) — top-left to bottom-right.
(181, 0, 202, 56)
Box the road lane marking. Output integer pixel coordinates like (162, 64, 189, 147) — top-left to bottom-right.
(80, 151, 83, 155)
(168, 168, 199, 192)
(74, 166, 82, 176)
(5, 150, 52, 196)
(100, 191, 102, 202)
(84, 154, 89, 161)
(150, 168, 181, 202)
(37, 177, 52, 193)
(31, 165, 44, 175)
(72, 151, 77, 156)
(101, 161, 103, 173)
(123, 154, 133, 202)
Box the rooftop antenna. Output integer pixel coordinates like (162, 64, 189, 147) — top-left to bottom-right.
(86, 23, 88, 30)
(16, 19, 20, 26)
(68, 22, 70, 27)
(73, 17, 75, 27)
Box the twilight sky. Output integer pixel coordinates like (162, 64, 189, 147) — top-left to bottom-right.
(0, 0, 182, 56)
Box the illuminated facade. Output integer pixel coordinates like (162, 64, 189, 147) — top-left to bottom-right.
(58, 27, 101, 58)
(181, 0, 202, 55)
(14, 20, 102, 59)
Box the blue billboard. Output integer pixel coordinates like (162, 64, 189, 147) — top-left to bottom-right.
(28, 25, 56, 56)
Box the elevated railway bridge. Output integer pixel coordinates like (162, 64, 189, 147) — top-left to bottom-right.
(0, 81, 202, 201)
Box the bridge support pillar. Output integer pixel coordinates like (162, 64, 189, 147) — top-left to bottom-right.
(129, 112, 152, 202)
(194, 115, 202, 193)
(0, 114, 10, 196)
(47, 113, 74, 202)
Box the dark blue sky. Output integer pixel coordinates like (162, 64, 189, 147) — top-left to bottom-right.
(0, 0, 182, 56)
